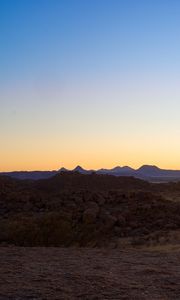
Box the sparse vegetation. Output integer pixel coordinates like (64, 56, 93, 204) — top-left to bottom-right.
(1, 173, 180, 248)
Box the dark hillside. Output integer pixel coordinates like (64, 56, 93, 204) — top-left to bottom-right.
(1, 173, 180, 247)
(35, 171, 150, 192)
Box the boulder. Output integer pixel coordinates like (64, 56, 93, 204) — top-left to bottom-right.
(83, 204, 99, 224)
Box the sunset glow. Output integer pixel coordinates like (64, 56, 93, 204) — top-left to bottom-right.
(1, 0, 180, 171)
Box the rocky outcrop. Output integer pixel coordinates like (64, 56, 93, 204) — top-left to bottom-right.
(1, 174, 180, 247)
(83, 202, 99, 224)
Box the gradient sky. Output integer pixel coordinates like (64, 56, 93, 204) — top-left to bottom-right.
(1, 0, 180, 171)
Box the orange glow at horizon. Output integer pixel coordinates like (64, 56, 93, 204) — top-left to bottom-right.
(1, 135, 180, 171)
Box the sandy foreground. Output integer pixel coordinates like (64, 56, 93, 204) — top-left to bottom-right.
(0, 247, 180, 300)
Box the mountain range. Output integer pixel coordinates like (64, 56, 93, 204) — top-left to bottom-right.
(2, 164, 180, 182)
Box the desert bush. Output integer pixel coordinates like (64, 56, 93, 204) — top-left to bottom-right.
(0, 213, 73, 246)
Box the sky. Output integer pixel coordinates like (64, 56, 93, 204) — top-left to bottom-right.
(0, 0, 180, 171)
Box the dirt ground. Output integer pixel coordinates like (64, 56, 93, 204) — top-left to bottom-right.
(0, 247, 180, 300)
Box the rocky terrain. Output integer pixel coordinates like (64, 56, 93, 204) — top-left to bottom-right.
(1, 172, 180, 247)
(1, 172, 180, 299)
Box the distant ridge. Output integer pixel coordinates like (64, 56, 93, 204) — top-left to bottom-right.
(2, 164, 180, 182)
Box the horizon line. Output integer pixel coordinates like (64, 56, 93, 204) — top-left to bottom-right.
(1, 163, 180, 173)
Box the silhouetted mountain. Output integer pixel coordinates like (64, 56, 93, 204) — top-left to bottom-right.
(73, 166, 93, 174)
(135, 165, 180, 181)
(97, 166, 135, 175)
(1, 171, 58, 180)
(2, 164, 180, 182)
(137, 165, 162, 175)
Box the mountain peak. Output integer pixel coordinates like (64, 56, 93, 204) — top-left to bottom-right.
(111, 166, 121, 171)
(74, 165, 84, 171)
(121, 166, 135, 171)
(137, 165, 161, 176)
(138, 165, 160, 171)
(73, 166, 93, 174)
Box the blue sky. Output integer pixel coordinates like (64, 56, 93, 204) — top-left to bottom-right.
(1, 0, 180, 81)
(1, 0, 180, 170)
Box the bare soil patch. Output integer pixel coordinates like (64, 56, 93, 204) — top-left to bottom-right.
(0, 247, 180, 299)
